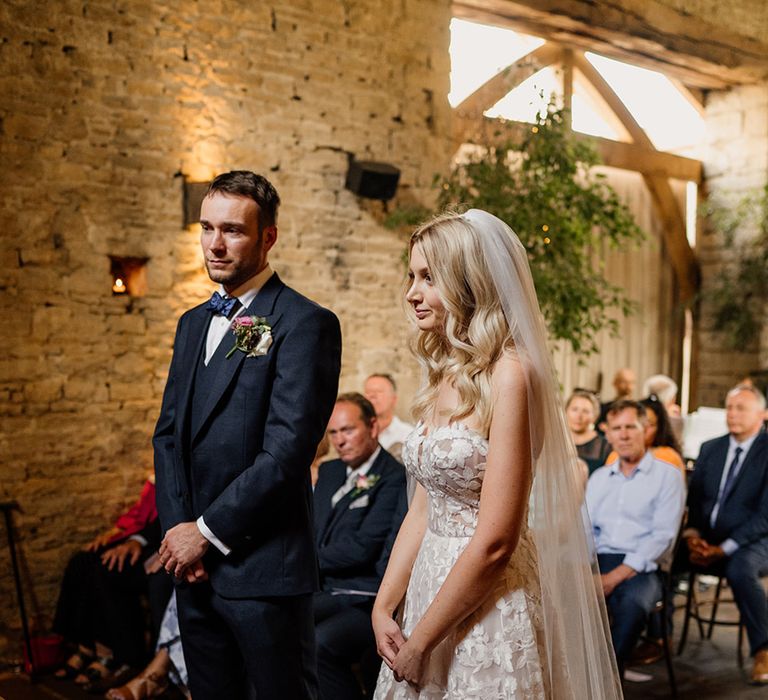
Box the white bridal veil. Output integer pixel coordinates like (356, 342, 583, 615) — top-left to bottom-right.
(463, 209, 623, 699)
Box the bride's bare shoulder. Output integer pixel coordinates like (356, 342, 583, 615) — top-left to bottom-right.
(491, 351, 526, 396)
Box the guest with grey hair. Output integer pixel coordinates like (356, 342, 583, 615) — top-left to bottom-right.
(643, 373, 683, 444)
(684, 383, 768, 684)
(363, 373, 414, 463)
(643, 374, 681, 416)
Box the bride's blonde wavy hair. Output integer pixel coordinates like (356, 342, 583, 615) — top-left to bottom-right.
(409, 211, 513, 435)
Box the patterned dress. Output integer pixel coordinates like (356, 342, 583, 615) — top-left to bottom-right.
(374, 423, 547, 699)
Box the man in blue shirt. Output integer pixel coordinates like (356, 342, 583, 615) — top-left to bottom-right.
(586, 399, 686, 672)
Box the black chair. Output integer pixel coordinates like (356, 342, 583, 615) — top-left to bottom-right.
(641, 524, 687, 696)
(677, 571, 746, 666)
(623, 516, 686, 696)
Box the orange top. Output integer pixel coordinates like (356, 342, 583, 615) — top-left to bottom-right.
(605, 446, 685, 476)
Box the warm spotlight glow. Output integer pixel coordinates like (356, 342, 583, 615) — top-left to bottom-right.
(112, 277, 127, 294)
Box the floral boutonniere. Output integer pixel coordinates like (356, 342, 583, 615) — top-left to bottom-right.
(226, 316, 273, 358)
(348, 473, 381, 500)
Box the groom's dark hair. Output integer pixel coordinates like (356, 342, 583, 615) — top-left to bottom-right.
(207, 170, 281, 231)
(337, 392, 377, 426)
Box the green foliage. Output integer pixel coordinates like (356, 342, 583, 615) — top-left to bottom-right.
(435, 106, 644, 355)
(704, 185, 768, 348)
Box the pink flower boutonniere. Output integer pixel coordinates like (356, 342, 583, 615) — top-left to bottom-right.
(226, 316, 273, 358)
(348, 473, 381, 500)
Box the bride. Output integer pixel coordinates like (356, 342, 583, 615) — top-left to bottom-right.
(372, 210, 622, 698)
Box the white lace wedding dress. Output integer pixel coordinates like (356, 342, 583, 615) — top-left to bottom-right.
(374, 422, 547, 699)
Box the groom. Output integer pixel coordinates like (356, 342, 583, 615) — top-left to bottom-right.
(154, 170, 341, 699)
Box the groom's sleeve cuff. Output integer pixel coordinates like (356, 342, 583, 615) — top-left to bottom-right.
(196, 516, 232, 556)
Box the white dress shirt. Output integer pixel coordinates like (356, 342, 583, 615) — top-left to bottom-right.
(204, 265, 274, 365)
(330, 447, 382, 507)
(378, 416, 415, 451)
(197, 265, 274, 555)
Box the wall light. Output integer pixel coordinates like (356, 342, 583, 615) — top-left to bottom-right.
(110, 256, 149, 297)
(181, 175, 211, 227)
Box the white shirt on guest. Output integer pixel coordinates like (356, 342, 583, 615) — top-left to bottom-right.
(379, 415, 415, 451)
(330, 447, 383, 508)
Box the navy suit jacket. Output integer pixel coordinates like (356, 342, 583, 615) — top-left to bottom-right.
(687, 432, 768, 548)
(313, 449, 405, 594)
(153, 273, 342, 597)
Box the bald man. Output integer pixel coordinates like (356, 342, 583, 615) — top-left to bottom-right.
(599, 368, 637, 432)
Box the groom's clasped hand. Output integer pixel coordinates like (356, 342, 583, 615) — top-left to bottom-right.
(158, 521, 209, 582)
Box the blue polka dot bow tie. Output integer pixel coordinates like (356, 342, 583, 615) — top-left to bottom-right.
(205, 291, 240, 317)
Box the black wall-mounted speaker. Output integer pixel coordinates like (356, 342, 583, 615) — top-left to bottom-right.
(345, 160, 401, 201)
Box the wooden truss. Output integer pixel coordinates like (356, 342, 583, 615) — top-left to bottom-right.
(453, 41, 701, 301)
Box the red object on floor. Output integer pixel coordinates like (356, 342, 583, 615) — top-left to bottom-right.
(23, 633, 65, 674)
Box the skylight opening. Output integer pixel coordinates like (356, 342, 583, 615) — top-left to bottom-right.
(450, 18, 706, 153)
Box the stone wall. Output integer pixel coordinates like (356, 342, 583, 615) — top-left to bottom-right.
(0, 0, 451, 629)
(697, 81, 768, 407)
(2, 0, 767, 636)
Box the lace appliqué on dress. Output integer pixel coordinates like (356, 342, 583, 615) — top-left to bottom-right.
(374, 423, 546, 699)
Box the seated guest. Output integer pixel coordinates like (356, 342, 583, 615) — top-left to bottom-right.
(627, 397, 687, 662)
(364, 373, 414, 462)
(586, 400, 685, 673)
(53, 481, 172, 690)
(641, 397, 685, 473)
(314, 393, 406, 700)
(107, 591, 189, 700)
(598, 367, 636, 431)
(606, 397, 685, 475)
(311, 432, 331, 488)
(684, 383, 768, 684)
(84, 477, 158, 552)
(566, 389, 611, 475)
(643, 374, 681, 416)
(643, 374, 683, 443)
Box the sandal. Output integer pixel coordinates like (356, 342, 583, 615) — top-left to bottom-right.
(75, 656, 115, 685)
(54, 648, 95, 680)
(106, 670, 169, 700)
(85, 663, 137, 694)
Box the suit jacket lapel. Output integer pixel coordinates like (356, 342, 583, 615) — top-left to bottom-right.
(178, 306, 211, 449)
(316, 461, 347, 541)
(708, 437, 730, 495)
(723, 434, 767, 506)
(190, 274, 286, 444)
(325, 450, 387, 537)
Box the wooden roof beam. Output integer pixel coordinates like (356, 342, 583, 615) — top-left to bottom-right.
(454, 0, 768, 89)
(454, 42, 562, 118)
(453, 114, 703, 182)
(573, 52, 699, 301)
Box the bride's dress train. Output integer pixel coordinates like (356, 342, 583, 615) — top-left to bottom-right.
(374, 422, 547, 699)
